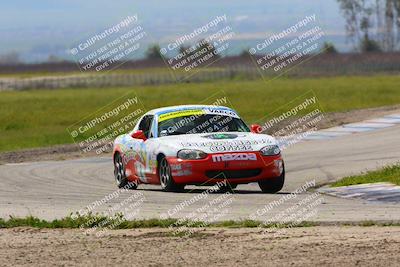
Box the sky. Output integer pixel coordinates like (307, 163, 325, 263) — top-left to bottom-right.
(0, 0, 348, 62)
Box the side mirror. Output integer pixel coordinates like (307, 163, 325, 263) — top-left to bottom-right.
(131, 130, 147, 140)
(250, 124, 262, 134)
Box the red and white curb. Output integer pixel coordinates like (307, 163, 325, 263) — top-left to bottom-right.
(319, 182, 400, 204)
(298, 113, 400, 141)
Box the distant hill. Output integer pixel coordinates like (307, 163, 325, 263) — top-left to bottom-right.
(0, 0, 347, 63)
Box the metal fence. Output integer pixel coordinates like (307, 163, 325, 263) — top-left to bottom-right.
(0, 67, 262, 91)
(1, 57, 399, 91)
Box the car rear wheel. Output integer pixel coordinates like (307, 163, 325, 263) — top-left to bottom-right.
(159, 156, 185, 192)
(114, 153, 137, 189)
(258, 169, 285, 193)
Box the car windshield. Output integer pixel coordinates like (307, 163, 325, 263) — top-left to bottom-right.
(158, 114, 250, 137)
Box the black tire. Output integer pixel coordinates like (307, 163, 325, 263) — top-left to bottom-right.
(217, 183, 237, 193)
(158, 156, 185, 192)
(113, 153, 137, 189)
(258, 168, 285, 193)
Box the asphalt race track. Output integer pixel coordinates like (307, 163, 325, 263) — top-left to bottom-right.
(1, 124, 400, 222)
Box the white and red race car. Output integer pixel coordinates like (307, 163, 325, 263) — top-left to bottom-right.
(113, 105, 285, 193)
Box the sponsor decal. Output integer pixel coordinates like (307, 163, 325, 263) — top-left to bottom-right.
(212, 153, 257, 162)
(206, 108, 239, 118)
(170, 163, 192, 176)
(204, 133, 238, 140)
(159, 109, 205, 122)
(158, 107, 239, 123)
(171, 170, 193, 176)
(181, 139, 272, 148)
(210, 144, 252, 152)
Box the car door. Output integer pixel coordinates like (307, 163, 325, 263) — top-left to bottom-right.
(134, 115, 155, 182)
(142, 116, 160, 182)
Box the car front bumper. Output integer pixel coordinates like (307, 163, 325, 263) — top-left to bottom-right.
(167, 152, 284, 185)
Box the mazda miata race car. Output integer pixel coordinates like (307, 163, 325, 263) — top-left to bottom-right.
(113, 105, 285, 193)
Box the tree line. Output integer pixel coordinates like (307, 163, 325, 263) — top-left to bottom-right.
(338, 0, 400, 52)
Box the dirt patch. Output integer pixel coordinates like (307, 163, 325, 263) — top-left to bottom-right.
(321, 104, 400, 129)
(0, 143, 111, 164)
(0, 226, 399, 266)
(1, 105, 400, 164)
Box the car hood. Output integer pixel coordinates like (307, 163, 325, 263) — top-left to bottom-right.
(156, 132, 277, 154)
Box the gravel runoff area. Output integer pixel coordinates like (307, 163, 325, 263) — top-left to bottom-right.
(1, 226, 400, 266)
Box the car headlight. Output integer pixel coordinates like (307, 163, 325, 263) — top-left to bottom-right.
(260, 145, 280, 156)
(177, 149, 208, 160)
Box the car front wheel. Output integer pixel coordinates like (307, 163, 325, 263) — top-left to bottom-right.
(258, 168, 285, 193)
(158, 156, 185, 192)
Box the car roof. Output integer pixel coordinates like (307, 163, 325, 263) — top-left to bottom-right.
(145, 105, 237, 116)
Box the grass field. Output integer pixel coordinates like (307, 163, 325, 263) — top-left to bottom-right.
(1, 74, 400, 152)
(331, 164, 400, 187)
